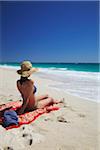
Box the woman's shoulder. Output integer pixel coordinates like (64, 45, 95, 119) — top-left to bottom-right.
(29, 79, 34, 84)
(17, 80, 20, 85)
(25, 79, 34, 86)
(17, 79, 34, 87)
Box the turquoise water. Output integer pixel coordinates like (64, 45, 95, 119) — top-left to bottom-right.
(0, 62, 99, 72)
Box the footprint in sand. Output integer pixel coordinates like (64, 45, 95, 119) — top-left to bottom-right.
(22, 126, 25, 130)
(28, 139, 33, 146)
(58, 145, 75, 150)
(57, 116, 70, 123)
(66, 105, 76, 112)
(22, 133, 33, 146)
(22, 132, 44, 146)
(22, 133, 29, 137)
(44, 117, 53, 121)
(4, 147, 13, 150)
(8, 99, 13, 101)
(19, 125, 26, 131)
(59, 98, 67, 107)
(78, 113, 86, 118)
(62, 102, 75, 112)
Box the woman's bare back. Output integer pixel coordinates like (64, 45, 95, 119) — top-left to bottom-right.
(17, 79, 36, 113)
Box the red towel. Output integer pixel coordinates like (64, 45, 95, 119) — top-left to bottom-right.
(0, 100, 59, 130)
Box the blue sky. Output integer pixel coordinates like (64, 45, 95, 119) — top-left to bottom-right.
(0, 1, 99, 63)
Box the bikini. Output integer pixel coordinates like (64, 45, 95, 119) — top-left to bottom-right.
(33, 85, 37, 94)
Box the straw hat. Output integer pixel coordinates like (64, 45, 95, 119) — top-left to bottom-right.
(17, 61, 36, 77)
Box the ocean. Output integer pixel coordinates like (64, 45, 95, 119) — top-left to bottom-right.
(0, 63, 100, 102)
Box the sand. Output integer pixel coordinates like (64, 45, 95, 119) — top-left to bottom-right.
(0, 67, 99, 150)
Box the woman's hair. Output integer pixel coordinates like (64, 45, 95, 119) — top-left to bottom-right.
(20, 76, 29, 85)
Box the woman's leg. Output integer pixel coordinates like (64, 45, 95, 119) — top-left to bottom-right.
(37, 97, 61, 109)
(36, 94, 49, 101)
(37, 97, 53, 109)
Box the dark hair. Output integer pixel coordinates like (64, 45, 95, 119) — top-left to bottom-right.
(20, 76, 28, 85)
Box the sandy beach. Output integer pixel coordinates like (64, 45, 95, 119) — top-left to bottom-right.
(0, 67, 99, 150)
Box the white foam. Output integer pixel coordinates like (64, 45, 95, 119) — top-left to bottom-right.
(37, 68, 100, 102)
(0, 64, 20, 70)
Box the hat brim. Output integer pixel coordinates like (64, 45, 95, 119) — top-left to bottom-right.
(17, 68, 36, 77)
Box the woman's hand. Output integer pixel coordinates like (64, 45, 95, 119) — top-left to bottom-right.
(33, 68, 39, 72)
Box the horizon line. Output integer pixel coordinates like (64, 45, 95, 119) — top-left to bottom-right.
(0, 61, 99, 64)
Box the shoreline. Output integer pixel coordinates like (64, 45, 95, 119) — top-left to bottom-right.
(0, 67, 99, 150)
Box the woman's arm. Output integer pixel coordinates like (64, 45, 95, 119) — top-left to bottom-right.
(29, 68, 39, 74)
(33, 68, 39, 72)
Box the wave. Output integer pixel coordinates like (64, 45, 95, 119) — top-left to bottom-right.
(48, 67, 68, 71)
(39, 67, 99, 80)
(0, 64, 99, 76)
(36, 68, 100, 102)
(0, 64, 20, 70)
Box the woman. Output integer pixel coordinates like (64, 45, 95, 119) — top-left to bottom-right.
(16, 61, 61, 115)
